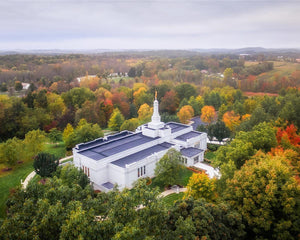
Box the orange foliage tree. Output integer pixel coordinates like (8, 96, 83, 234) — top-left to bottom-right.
(200, 106, 216, 124)
(177, 105, 194, 124)
(222, 110, 241, 132)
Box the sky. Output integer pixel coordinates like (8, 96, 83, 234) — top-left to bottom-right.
(1, 0, 299, 50)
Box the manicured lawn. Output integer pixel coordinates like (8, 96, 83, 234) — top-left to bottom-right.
(44, 141, 67, 159)
(0, 161, 34, 219)
(0, 141, 67, 219)
(150, 167, 193, 191)
(162, 192, 184, 207)
(205, 151, 216, 161)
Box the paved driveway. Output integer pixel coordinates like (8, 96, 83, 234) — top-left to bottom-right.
(193, 162, 220, 179)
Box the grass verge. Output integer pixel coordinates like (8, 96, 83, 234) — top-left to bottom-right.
(162, 192, 184, 207)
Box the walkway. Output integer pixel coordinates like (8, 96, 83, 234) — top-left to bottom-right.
(159, 187, 187, 198)
(194, 162, 220, 179)
(21, 155, 73, 189)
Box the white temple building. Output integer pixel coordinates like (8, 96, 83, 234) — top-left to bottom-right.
(73, 97, 207, 192)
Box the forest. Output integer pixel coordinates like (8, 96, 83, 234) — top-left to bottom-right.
(0, 51, 299, 239)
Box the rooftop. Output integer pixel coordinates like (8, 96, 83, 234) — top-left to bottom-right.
(166, 122, 190, 133)
(180, 147, 203, 157)
(111, 142, 174, 168)
(79, 132, 159, 161)
(175, 131, 203, 141)
(76, 131, 133, 151)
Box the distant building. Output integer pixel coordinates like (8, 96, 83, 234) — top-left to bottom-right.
(73, 97, 207, 192)
(21, 83, 30, 90)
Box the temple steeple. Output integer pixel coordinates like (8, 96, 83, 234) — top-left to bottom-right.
(148, 91, 164, 129)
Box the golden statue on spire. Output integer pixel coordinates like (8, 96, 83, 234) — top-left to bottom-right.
(155, 90, 157, 100)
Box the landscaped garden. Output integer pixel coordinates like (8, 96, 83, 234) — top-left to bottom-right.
(0, 141, 67, 219)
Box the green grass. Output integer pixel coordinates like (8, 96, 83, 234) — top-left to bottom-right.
(150, 167, 193, 191)
(0, 141, 67, 219)
(205, 151, 216, 161)
(0, 161, 34, 219)
(44, 141, 66, 159)
(162, 192, 184, 207)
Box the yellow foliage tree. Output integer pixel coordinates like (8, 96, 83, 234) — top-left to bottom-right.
(177, 105, 194, 124)
(63, 123, 74, 143)
(222, 110, 241, 132)
(184, 173, 217, 201)
(200, 105, 216, 124)
(138, 103, 153, 123)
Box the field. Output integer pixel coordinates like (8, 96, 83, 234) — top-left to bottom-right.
(0, 141, 66, 219)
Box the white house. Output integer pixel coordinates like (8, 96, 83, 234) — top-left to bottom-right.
(73, 97, 207, 192)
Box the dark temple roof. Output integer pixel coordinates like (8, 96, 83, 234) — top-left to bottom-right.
(111, 142, 174, 168)
(166, 122, 190, 133)
(175, 131, 203, 141)
(180, 147, 203, 157)
(76, 131, 133, 151)
(79, 132, 159, 161)
(102, 182, 114, 190)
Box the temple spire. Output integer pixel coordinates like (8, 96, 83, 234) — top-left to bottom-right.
(147, 91, 164, 129)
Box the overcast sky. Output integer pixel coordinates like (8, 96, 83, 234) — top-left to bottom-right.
(1, 0, 299, 50)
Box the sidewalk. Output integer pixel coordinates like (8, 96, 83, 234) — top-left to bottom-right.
(159, 187, 187, 198)
(21, 155, 73, 189)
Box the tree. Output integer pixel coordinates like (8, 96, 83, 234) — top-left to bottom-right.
(120, 118, 140, 131)
(65, 120, 103, 149)
(207, 121, 230, 142)
(225, 152, 300, 239)
(223, 68, 236, 87)
(108, 108, 125, 131)
(14, 81, 23, 91)
(175, 83, 197, 101)
(222, 110, 241, 132)
(200, 105, 216, 124)
(33, 152, 59, 178)
(154, 149, 183, 186)
(48, 128, 62, 144)
(0, 137, 24, 167)
(63, 123, 74, 143)
(184, 173, 217, 201)
(138, 103, 153, 123)
(160, 90, 179, 114)
(177, 105, 194, 124)
(0, 83, 8, 92)
(23, 129, 46, 160)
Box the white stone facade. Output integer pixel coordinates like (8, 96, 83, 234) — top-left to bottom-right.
(73, 99, 207, 192)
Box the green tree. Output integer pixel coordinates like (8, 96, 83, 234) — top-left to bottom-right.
(33, 152, 59, 178)
(207, 121, 231, 142)
(14, 81, 23, 91)
(23, 129, 46, 160)
(0, 137, 24, 166)
(65, 120, 103, 149)
(175, 83, 197, 102)
(0, 83, 8, 92)
(120, 118, 140, 132)
(108, 108, 125, 131)
(63, 123, 74, 143)
(225, 152, 300, 239)
(48, 128, 62, 144)
(154, 149, 183, 186)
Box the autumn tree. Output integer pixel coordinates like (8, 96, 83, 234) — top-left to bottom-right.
(108, 108, 125, 131)
(0, 137, 24, 167)
(63, 123, 74, 143)
(225, 152, 300, 239)
(138, 103, 153, 123)
(177, 105, 194, 124)
(222, 110, 241, 132)
(160, 90, 179, 114)
(200, 105, 216, 124)
(184, 173, 217, 201)
(23, 129, 46, 160)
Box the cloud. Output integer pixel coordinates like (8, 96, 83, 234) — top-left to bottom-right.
(0, 0, 299, 49)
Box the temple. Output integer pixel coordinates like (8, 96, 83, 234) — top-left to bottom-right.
(73, 97, 207, 191)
